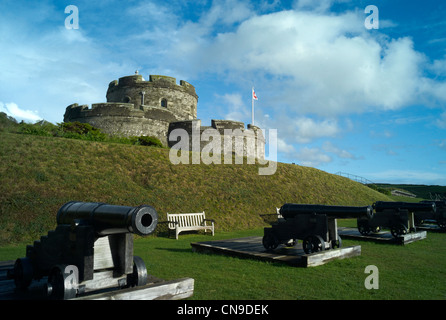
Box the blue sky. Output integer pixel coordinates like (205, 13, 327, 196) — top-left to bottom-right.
(1, 0, 445, 185)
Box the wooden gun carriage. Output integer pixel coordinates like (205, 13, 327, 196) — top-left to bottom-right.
(415, 200, 445, 231)
(357, 201, 436, 237)
(263, 203, 373, 254)
(8, 201, 158, 299)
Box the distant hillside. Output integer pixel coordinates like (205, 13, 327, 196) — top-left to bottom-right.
(374, 183, 446, 200)
(0, 132, 392, 244)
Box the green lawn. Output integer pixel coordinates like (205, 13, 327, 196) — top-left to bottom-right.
(2, 226, 444, 300)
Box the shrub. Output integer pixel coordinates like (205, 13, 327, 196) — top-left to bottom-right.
(137, 136, 164, 148)
(18, 120, 58, 136)
(366, 184, 391, 196)
(0, 112, 19, 132)
(59, 121, 106, 141)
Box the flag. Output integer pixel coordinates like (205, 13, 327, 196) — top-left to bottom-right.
(252, 88, 258, 100)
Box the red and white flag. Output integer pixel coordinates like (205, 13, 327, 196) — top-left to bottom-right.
(252, 88, 258, 100)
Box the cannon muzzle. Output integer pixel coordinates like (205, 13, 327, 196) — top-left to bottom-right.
(57, 201, 158, 236)
(373, 201, 436, 213)
(279, 203, 373, 220)
(420, 200, 445, 209)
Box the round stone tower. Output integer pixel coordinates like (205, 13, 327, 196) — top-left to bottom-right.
(106, 74, 197, 120)
(64, 73, 198, 146)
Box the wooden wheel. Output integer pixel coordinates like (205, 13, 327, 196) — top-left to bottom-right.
(262, 233, 279, 250)
(303, 235, 325, 254)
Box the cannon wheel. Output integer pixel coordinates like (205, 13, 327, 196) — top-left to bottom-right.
(390, 224, 408, 238)
(331, 235, 342, 249)
(127, 255, 148, 287)
(357, 220, 371, 235)
(262, 233, 279, 250)
(437, 219, 446, 231)
(47, 264, 78, 300)
(13, 257, 34, 290)
(303, 235, 325, 254)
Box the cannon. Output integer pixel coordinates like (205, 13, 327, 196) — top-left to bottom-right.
(357, 201, 436, 237)
(263, 203, 373, 254)
(415, 200, 446, 231)
(8, 201, 158, 299)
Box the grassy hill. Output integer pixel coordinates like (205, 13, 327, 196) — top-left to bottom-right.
(374, 183, 446, 200)
(0, 131, 393, 245)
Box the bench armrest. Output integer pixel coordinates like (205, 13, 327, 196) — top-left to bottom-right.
(202, 219, 215, 226)
(158, 220, 179, 227)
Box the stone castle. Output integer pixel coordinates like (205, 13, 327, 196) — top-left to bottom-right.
(64, 73, 265, 159)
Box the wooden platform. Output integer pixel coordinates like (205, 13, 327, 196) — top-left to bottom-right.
(0, 260, 194, 300)
(191, 236, 361, 267)
(416, 223, 445, 233)
(338, 227, 427, 245)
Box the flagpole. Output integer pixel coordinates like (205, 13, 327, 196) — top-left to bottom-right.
(251, 87, 255, 126)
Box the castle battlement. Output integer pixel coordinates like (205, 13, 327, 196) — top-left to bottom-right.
(108, 74, 197, 97)
(63, 73, 265, 159)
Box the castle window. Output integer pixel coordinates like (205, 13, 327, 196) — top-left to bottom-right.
(161, 98, 168, 108)
(123, 96, 131, 103)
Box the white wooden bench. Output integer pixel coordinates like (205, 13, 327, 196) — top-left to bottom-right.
(166, 212, 215, 239)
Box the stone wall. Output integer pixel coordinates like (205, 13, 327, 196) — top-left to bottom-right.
(168, 119, 265, 160)
(64, 102, 178, 146)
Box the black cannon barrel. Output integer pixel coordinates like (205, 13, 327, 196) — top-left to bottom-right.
(420, 200, 445, 209)
(279, 203, 373, 220)
(373, 201, 436, 213)
(57, 201, 158, 236)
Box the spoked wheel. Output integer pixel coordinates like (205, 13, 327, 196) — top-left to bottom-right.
(262, 233, 279, 250)
(303, 235, 325, 254)
(357, 220, 371, 236)
(47, 264, 78, 300)
(13, 257, 33, 290)
(127, 256, 148, 287)
(390, 224, 408, 238)
(331, 235, 342, 249)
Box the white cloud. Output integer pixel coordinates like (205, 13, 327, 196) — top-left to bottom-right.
(322, 141, 356, 159)
(293, 118, 340, 143)
(296, 147, 332, 167)
(221, 93, 250, 122)
(293, 0, 348, 13)
(435, 112, 446, 129)
(0, 102, 42, 122)
(277, 137, 296, 154)
(156, 6, 446, 119)
(0, 5, 133, 124)
(429, 55, 446, 76)
(260, 115, 340, 145)
(438, 140, 446, 151)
